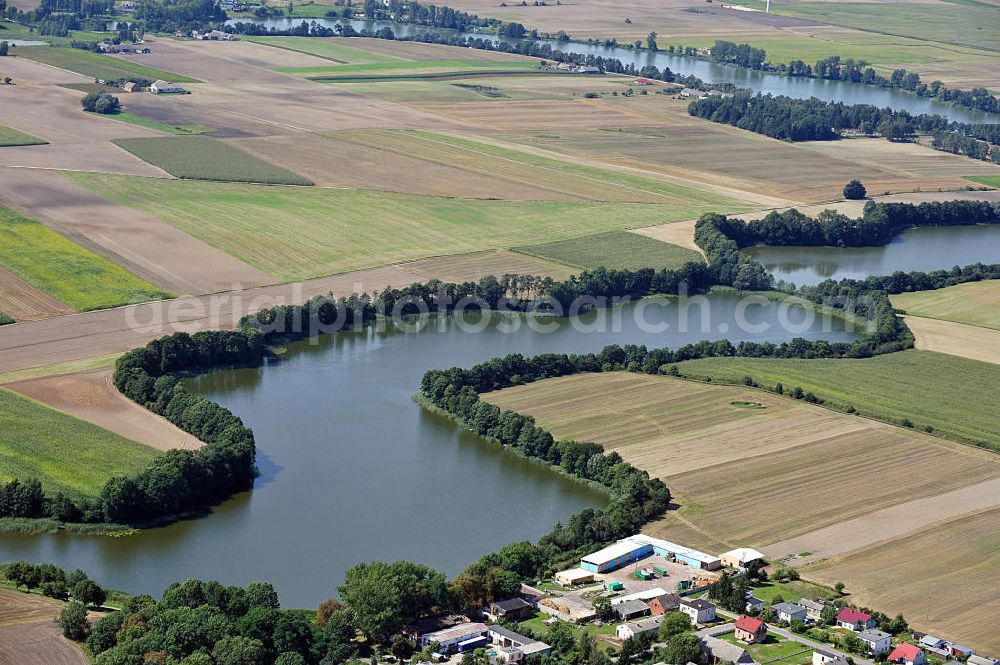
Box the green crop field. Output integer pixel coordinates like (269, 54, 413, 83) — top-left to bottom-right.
(727, 0, 1000, 51)
(93, 111, 210, 135)
(16, 46, 199, 83)
(0, 311, 13, 326)
(112, 137, 313, 185)
(0, 389, 158, 500)
(0, 124, 47, 147)
(514, 231, 703, 270)
(243, 35, 405, 64)
(0, 204, 170, 311)
(965, 175, 1000, 188)
(69, 173, 740, 281)
(676, 350, 1000, 450)
(891, 280, 1000, 330)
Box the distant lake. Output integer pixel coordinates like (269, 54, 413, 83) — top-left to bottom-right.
(746, 224, 1000, 286)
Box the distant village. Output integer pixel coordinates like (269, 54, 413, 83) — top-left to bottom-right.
(403, 534, 996, 665)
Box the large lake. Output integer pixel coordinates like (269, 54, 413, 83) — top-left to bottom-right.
(747, 224, 1000, 286)
(239, 17, 996, 124)
(0, 295, 857, 607)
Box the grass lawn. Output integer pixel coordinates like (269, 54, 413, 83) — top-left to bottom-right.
(16, 46, 199, 83)
(0, 388, 159, 501)
(70, 173, 740, 281)
(111, 137, 313, 185)
(0, 124, 47, 147)
(965, 175, 1000, 188)
(0, 204, 171, 311)
(242, 35, 405, 64)
(891, 280, 1000, 330)
(675, 350, 1000, 450)
(517, 612, 616, 651)
(719, 632, 812, 665)
(514, 231, 703, 270)
(748, 580, 837, 605)
(91, 111, 210, 135)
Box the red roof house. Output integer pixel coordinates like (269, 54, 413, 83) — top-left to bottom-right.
(889, 643, 927, 665)
(734, 615, 767, 644)
(836, 608, 875, 631)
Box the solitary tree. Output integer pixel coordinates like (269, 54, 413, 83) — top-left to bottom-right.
(843, 179, 867, 200)
(646, 31, 658, 51)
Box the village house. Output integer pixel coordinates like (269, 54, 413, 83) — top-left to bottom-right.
(857, 629, 893, 656)
(702, 636, 755, 665)
(813, 652, 850, 665)
(679, 598, 716, 625)
(486, 598, 534, 622)
(888, 643, 927, 665)
(918, 635, 946, 654)
(617, 616, 663, 640)
(835, 608, 876, 631)
(745, 595, 764, 613)
(614, 599, 651, 622)
(771, 602, 807, 624)
(734, 615, 767, 644)
(403, 614, 467, 642)
(720, 548, 765, 571)
(487, 625, 551, 660)
(796, 598, 828, 622)
(647, 593, 682, 615)
(150, 80, 185, 94)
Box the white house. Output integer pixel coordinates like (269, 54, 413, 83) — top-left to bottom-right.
(857, 630, 892, 656)
(771, 602, 807, 624)
(679, 598, 716, 625)
(617, 616, 663, 640)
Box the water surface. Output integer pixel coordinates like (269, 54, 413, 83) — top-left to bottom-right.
(747, 224, 1000, 286)
(0, 296, 856, 607)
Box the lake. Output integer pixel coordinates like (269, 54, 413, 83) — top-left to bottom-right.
(0, 295, 857, 607)
(237, 17, 996, 124)
(746, 224, 1000, 286)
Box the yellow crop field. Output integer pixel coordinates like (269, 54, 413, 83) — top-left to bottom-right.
(891, 280, 1000, 330)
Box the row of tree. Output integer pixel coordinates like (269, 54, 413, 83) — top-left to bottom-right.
(688, 92, 1000, 152)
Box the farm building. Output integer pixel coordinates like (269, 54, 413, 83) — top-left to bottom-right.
(581, 538, 653, 573)
(771, 602, 807, 624)
(720, 548, 765, 570)
(648, 593, 681, 615)
(703, 636, 754, 665)
(538, 596, 596, 623)
(734, 615, 767, 644)
(122, 81, 140, 93)
(614, 599, 651, 621)
(419, 622, 489, 654)
(888, 643, 927, 665)
(679, 598, 716, 625)
(836, 608, 876, 631)
(583, 535, 720, 572)
(857, 630, 892, 655)
(555, 568, 594, 586)
(797, 598, 829, 622)
(968, 656, 998, 665)
(680, 88, 709, 99)
(199, 30, 235, 40)
(611, 587, 669, 605)
(557, 62, 576, 71)
(617, 616, 663, 640)
(486, 598, 533, 622)
(519, 583, 544, 605)
(947, 645, 974, 658)
(150, 80, 185, 94)
(577, 66, 601, 74)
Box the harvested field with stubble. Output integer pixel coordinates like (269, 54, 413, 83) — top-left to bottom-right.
(112, 137, 314, 185)
(903, 316, 1000, 366)
(513, 231, 703, 270)
(891, 280, 1000, 330)
(804, 508, 1000, 654)
(70, 172, 741, 281)
(0, 588, 87, 665)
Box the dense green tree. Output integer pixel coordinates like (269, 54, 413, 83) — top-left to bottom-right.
(338, 561, 447, 641)
(213, 635, 268, 665)
(73, 578, 106, 607)
(843, 179, 867, 200)
(60, 601, 90, 641)
(658, 611, 692, 640)
(662, 632, 702, 664)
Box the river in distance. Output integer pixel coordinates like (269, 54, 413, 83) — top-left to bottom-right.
(0, 294, 858, 607)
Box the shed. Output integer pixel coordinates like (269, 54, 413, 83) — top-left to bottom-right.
(556, 568, 594, 586)
(720, 548, 765, 569)
(614, 599, 651, 621)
